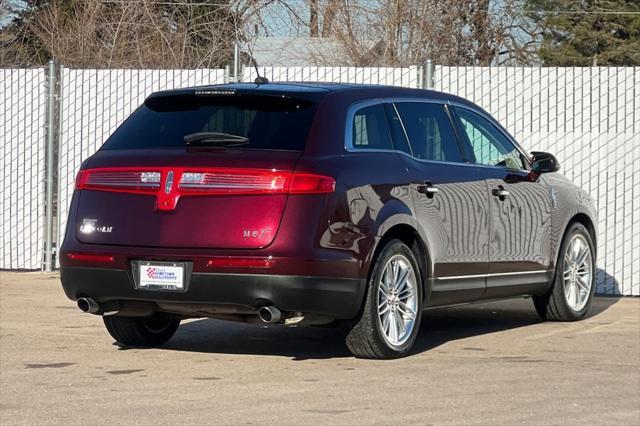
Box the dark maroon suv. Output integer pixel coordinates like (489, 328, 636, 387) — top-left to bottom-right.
(60, 83, 597, 359)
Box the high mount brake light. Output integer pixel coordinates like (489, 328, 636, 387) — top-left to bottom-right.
(74, 167, 335, 211)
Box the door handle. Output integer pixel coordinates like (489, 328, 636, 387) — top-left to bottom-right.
(492, 186, 510, 199)
(417, 181, 439, 197)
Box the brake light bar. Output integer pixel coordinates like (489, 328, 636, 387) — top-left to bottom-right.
(178, 170, 335, 195)
(178, 170, 291, 194)
(74, 167, 335, 211)
(75, 169, 161, 193)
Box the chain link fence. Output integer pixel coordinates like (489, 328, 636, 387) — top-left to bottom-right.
(1, 63, 638, 295)
(0, 69, 47, 270)
(243, 66, 422, 88)
(55, 68, 227, 268)
(434, 66, 640, 296)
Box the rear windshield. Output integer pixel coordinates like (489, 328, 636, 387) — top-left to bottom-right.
(101, 94, 318, 151)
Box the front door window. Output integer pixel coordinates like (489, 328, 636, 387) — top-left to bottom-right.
(454, 108, 527, 171)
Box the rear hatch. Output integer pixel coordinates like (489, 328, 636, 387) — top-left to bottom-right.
(73, 88, 331, 249)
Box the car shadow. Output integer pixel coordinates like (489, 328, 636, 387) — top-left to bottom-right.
(135, 295, 619, 361)
(412, 294, 619, 355)
(156, 318, 352, 360)
(595, 267, 625, 297)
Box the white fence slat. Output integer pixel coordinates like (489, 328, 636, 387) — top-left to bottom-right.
(243, 65, 421, 88)
(433, 65, 639, 295)
(0, 69, 47, 269)
(55, 69, 226, 267)
(1, 65, 637, 295)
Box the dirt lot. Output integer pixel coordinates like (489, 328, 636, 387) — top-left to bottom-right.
(0, 271, 638, 425)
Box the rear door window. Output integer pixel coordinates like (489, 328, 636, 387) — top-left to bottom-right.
(383, 103, 413, 156)
(101, 94, 318, 151)
(394, 102, 463, 163)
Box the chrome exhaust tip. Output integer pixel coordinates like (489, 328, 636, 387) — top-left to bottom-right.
(258, 306, 282, 324)
(76, 299, 155, 317)
(77, 297, 100, 314)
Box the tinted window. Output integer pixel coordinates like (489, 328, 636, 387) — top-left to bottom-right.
(383, 104, 412, 156)
(352, 104, 393, 150)
(454, 107, 526, 170)
(102, 94, 317, 151)
(395, 102, 463, 162)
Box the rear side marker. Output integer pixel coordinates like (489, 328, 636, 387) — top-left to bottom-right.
(66, 253, 115, 263)
(75, 167, 335, 211)
(206, 257, 275, 269)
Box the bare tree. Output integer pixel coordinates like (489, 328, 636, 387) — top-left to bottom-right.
(309, 0, 319, 36)
(0, 0, 265, 68)
(1, 0, 9, 18)
(0, 0, 22, 21)
(258, 0, 537, 66)
(1, 0, 538, 68)
(321, 0, 339, 37)
(0, 0, 20, 46)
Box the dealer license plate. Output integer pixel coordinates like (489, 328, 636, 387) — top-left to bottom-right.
(138, 261, 185, 291)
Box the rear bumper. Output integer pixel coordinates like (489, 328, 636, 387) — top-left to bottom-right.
(60, 267, 366, 319)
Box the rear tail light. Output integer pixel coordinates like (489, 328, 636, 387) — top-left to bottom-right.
(289, 173, 336, 194)
(178, 169, 290, 194)
(74, 167, 334, 210)
(75, 168, 161, 192)
(74, 170, 85, 188)
(178, 170, 335, 195)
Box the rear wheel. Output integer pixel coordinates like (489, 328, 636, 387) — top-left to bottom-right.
(533, 222, 595, 321)
(103, 313, 180, 347)
(345, 240, 423, 359)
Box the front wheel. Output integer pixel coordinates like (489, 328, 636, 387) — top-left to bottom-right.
(345, 240, 423, 359)
(534, 222, 596, 321)
(103, 313, 180, 347)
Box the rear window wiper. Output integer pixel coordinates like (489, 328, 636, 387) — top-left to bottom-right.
(183, 131, 249, 146)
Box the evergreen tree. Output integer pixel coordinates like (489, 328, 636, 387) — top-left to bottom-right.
(526, 0, 640, 65)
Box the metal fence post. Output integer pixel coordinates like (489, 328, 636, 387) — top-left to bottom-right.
(424, 59, 434, 89)
(233, 42, 240, 82)
(55, 64, 64, 269)
(44, 60, 56, 272)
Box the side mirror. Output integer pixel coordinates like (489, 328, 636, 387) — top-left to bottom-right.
(531, 151, 560, 174)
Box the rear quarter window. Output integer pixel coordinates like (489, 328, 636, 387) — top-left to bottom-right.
(101, 94, 318, 151)
(351, 104, 394, 150)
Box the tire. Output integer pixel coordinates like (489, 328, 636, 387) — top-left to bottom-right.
(345, 239, 423, 359)
(103, 313, 180, 347)
(533, 222, 596, 321)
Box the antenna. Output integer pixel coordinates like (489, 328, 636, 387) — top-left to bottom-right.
(253, 65, 269, 85)
(244, 34, 268, 85)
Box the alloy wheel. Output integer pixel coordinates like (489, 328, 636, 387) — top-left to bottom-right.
(563, 234, 593, 311)
(377, 254, 419, 347)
